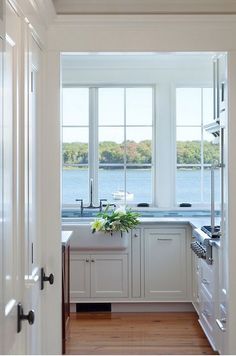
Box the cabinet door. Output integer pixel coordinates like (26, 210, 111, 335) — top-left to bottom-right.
(91, 255, 128, 298)
(131, 229, 141, 298)
(144, 228, 187, 299)
(192, 252, 200, 314)
(70, 254, 90, 300)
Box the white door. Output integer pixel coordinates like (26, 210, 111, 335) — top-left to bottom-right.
(0, 33, 4, 356)
(3, 2, 25, 354)
(23, 31, 43, 354)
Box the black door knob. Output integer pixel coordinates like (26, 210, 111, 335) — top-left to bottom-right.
(40, 268, 54, 290)
(17, 303, 35, 333)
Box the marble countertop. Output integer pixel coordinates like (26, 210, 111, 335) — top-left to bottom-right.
(62, 217, 221, 247)
(62, 230, 73, 245)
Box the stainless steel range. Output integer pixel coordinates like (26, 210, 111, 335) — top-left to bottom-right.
(191, 225, 220, 265)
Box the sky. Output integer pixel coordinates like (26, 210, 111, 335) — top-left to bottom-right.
(62, 87, 214, 143)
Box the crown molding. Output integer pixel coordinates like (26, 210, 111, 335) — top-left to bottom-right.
(52, 0, 236, 15)
(53, 14, 236, 27)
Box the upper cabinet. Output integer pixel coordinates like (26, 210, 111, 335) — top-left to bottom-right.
(213, 55, 227, 126)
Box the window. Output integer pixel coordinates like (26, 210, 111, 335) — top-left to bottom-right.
(62, 86, 154, 205)
(176, 87, 220, 204)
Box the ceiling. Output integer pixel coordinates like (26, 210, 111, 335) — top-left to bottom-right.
(52, 0, 236, 15)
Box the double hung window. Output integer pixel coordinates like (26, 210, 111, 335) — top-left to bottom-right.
(62, 86, 154, 206)
(176, 87, 220, 204)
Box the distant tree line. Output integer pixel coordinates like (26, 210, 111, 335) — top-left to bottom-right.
(63, 140, 219, 167)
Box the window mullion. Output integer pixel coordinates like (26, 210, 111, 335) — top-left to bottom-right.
(200, 88, 204, 203)
(89, 87, 99, 205)
(124, 88, 127, 206)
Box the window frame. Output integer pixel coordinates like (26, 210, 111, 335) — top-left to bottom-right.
(175, 85, 219, 205)
(62, 84, 156, 207)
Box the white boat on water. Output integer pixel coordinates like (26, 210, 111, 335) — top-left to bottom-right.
(112, 190, 134, 201)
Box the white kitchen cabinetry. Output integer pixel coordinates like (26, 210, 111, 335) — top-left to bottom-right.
(70, 253, 128, 301)
(131, 228, 141, 298)
(70, 254, 90, 299)
(192, 251, 201, 314)
(197, 245, 220, 351)
(144, 227, 189, 300)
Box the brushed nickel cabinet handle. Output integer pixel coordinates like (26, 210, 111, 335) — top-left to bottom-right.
(202, 278, 210, 285)
(216, 318, 226, 332)
(157, 238, 173, 241)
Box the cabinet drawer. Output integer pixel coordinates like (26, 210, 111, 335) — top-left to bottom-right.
(199, 287, 215, 349)
(200, 260, 214, 299)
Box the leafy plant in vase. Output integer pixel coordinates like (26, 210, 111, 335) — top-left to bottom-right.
(90, 205, 140, 237)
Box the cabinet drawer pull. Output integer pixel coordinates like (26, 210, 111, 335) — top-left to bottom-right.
(202, 309, 211, 318)
(216, 318, 226, 332)
(91, 259, 95, 263)
(86, 258, 89, 263)
(133, 233, 139, 238)
(202, 278, 210, 285)
(157, 238, 173, 241)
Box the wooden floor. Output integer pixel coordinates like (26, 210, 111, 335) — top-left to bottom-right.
(66, 312, 216, 355)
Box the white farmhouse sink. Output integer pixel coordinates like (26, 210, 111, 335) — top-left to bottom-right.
(62, 224, 129, 250)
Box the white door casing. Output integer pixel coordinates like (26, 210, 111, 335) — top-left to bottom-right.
(3, 2, 24, 353)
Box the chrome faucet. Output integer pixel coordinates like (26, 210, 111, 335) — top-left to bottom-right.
(75, 178, 116, 215)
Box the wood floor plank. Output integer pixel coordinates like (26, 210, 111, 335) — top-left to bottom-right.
(66, 312, 216, 355)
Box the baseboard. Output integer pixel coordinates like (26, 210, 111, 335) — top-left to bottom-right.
(111, 302, 195, 313)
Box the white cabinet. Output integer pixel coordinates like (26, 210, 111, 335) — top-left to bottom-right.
(70, 255, 90, 298)
(196, 245, 220, 351)
(91, 255, 128, 298)
(144, 227, 189, 300)
(70, 253, 128, 301)
(192, 251, 200, 314)
(131, 228, 141, 298)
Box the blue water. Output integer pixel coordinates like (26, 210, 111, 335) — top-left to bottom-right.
(62, 168, 220, 205)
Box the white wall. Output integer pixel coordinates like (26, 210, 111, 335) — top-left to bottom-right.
(46, 14, 236, 354)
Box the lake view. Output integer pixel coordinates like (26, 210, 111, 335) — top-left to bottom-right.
(62, 169, 220, 205)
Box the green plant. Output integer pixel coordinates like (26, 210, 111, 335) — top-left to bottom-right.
(90, 206, 140, 235)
